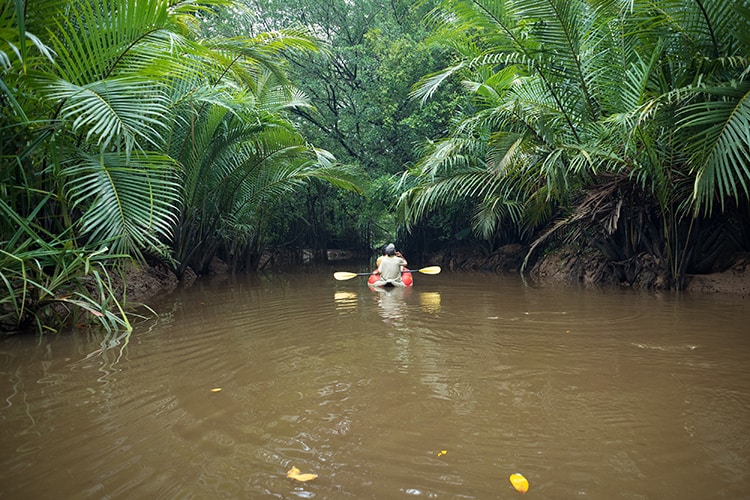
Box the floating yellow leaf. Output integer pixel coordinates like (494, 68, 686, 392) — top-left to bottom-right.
(210, 388, 222, 392)
(287, 466, 318, 482)
(437, 450, 447, 457)
(509, 473, 529, 494)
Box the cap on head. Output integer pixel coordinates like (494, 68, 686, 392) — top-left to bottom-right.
(385, 243, 396, 255)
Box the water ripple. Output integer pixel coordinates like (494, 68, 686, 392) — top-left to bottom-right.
(1, 272, 749, 498)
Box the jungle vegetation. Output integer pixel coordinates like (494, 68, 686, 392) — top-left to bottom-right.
(399, 0, 750, 285)
(1, 0, 362, 333)
(2, 0, 749, 334)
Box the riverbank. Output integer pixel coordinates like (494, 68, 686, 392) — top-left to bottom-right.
(420, 244, 750, 296)
(530, 247, 750, 296)
(122, 246, 749, 308)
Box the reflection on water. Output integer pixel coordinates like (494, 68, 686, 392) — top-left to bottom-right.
(333, 291, 358, 313)
(1, 270, 750, 498)
(419, 291, 441, 313)
(369, 287, 442, 325)
(369, 286, 411, 326)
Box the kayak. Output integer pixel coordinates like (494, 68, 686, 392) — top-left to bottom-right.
(368, 269, 413, 287)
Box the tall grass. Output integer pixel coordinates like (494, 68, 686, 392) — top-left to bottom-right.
(0, 197, 132, 334)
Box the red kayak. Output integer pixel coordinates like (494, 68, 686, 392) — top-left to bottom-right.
(368, 269, 413, 287)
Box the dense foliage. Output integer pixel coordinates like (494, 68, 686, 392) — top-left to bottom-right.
(243, 0, 463, 251)
(0, 0, 360, 333)
(399, 0, 750, 286)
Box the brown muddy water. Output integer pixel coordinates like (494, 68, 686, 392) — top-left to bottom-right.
(1, 269, 749, 499)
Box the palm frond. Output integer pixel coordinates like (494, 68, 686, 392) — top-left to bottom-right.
(44, 76, 169, 155)
(410, 63, 467, 105)
(62, 151, 181, 258)
(678, 82, 750, 213)
(45, 0, 172, 84)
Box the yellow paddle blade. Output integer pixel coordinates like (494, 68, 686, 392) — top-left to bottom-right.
(509, 473, 529, 493)
(287, 466, 318, 482)
(417, 266, 441, 275)
(334, 271, 359, 280)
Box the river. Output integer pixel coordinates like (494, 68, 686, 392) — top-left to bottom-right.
(1, 269, 749, 498)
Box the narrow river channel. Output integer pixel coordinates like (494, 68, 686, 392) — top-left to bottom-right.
(1, 269, 749, 498)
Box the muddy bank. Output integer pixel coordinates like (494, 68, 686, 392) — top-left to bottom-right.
(527, 247, 749, 297)
(123, 245, 749, 309)
(120, 250, 299, 306)
(117, 262, 179, 306)
(685, 260, 750, 296)
(418, 244, 749, 297)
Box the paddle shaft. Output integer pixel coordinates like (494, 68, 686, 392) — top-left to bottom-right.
(334, 266, 441, 281)
(350, 270, 421, 275)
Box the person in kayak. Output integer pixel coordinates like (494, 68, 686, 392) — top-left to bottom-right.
(375, 244, 390, 267)
(370, 243, 408, 287)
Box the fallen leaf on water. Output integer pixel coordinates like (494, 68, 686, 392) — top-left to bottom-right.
(287, 466, 318, 482)
(437, 450, 447, 457)
(509, 473, 529, 494)
(210, 388, 222, 392)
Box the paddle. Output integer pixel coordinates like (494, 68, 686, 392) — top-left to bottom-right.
(334, 266, 442, 281)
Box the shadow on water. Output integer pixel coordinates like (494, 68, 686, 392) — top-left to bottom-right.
(1, 269, 750, 498)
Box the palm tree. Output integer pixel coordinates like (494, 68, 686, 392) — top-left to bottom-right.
(1, 0, 361, 332)
(10, 0, 214, 259)
(168, 72, 363, 275)
(2, 0, 232, 333)
(163, 22, 364, 275)
(401, 0, 750, 287)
